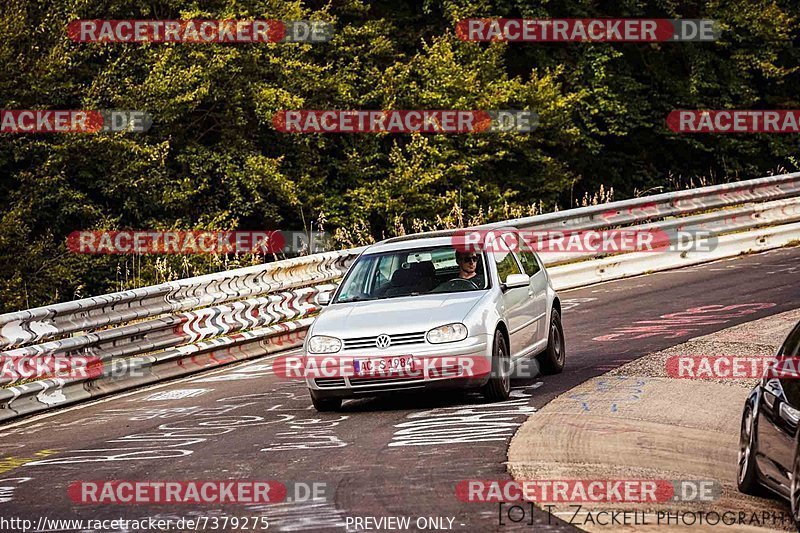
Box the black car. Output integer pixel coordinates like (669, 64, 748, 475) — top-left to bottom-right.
(738, 320, 800, 526)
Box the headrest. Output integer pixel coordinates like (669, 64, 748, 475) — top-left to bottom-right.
(391, 267, 416, 286)
(410, 261, 435, 277)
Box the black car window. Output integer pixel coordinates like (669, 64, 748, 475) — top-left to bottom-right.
(780, 323, 800, 357)
(334, 246, 489, 302)
(778, 323, 800, 406)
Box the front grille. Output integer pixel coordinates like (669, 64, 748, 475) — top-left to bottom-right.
(315, 377, 347, 388)
(343, 332, 426, 350)
(349, 376, 425, 386)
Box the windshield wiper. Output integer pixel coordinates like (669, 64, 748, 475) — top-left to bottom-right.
(336, 296, 375, 303)
(384, 292, 422, 299)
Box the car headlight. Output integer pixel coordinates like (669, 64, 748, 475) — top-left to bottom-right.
(426, 323, 468, 344)
(307, 335, 342, 354)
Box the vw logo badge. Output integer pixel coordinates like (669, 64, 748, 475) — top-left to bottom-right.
(375, 334, 391, 349)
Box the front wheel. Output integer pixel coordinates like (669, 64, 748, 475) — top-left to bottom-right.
(482, 331, 511, 402)
(537, 309, 565, 375)
(310, 389, 342, 412)
(790, 444, 800, 530)
(737, 403, 762, 495)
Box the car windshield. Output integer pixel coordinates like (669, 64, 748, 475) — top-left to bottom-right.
(333, 246, 489, 303)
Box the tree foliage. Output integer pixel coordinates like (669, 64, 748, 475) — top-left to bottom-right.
(0, 0, 798, 311)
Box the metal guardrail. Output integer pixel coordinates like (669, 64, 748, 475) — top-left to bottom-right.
(0, 284, 339, 382)
(1, 172, 799, 421)
(548, 222, 800, 290)
(0, 318, 312, 421)
(492, 171, 800, 232)
(0, 248, 363, 349)
(538, 195, 800, 266)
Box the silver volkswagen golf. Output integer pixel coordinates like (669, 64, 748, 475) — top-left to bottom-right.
(302, 229, 565, 411)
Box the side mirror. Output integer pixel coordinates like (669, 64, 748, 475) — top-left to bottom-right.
(316, 292, 332, 306)
(503, 273, 530, 291)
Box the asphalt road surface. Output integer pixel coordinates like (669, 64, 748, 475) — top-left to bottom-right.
(2, 246, 799, 533)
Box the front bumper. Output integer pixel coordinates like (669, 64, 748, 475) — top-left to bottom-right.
(303, 335, 491, 397)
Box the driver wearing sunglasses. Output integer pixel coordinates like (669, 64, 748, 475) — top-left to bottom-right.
(456, 251, 480, 280)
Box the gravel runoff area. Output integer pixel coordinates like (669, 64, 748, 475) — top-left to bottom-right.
(507, 308, 800, 532)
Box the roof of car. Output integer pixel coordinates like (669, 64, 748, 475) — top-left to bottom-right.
(381, 229, 463, 243)
(365, 226, 519, 254)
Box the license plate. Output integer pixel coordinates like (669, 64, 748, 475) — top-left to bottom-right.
(353, 356, 417, 377)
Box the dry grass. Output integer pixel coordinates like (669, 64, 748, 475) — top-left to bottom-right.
(111, 173, 768, 288)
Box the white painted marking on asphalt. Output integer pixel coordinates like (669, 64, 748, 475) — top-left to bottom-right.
(141, 388, 210, 401)
(191, 362, 276, 382)
(560, 298, 597, 311)
(0, 476, 31, 505)
(101, 406, 204, 421)
(260, 413, 349, 451)
(389, 391, 536, 446)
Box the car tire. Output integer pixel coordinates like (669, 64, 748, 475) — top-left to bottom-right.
(310, 389, 342, 412)
(790, 444, 800, 530)
(537, 309, 565, 375)
(737, 403, 762, 495)
(483, 330, 511, 402)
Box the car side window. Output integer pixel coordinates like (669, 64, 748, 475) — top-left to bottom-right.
(780, 324, 800, 357)
(517, 249, 541, 277)
(493, 250, 522, 282)
(778, 324, 800, 407)
(337, 260, 371, 301)
(372, 254, 397, 292)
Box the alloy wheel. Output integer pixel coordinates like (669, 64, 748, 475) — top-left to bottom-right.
(738, 407, 752, 484)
